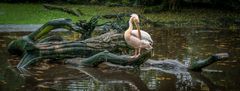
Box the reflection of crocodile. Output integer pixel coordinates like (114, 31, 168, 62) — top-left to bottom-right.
(7, 18, 229, 71)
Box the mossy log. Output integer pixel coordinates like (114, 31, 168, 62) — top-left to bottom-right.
(66, 50, 151, 67)
(67, 52, 229, 71)
(15, 31, 139, 68)
(188, 53, 229, 71)
(8, 18, 81, 55)
(7, 19, 150, 68)
(8, 18, 229, 71)
(8, 18, 100, 55)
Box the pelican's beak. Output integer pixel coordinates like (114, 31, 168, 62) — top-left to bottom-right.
(134, 20, 141, 40)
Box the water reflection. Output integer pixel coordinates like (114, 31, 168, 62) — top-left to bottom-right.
(0, 40, 25, 91)
(26, 65, 224, 91)
(71, 67, 149, 91)
(0, 27, 240, 91)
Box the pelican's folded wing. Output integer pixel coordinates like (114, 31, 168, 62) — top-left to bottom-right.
(131, 30, 153, 44)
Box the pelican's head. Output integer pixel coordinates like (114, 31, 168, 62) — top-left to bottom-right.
(131, 14, 140, 24)
(131, 14, 141, 38)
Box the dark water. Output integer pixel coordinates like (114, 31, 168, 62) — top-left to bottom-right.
(0, 27, 240, 91)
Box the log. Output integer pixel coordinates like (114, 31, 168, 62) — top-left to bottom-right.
(66, 52, 229, 71)
(8, 18, 82, 55)
(66, 50, 151, 67)
(188, 53, 229, 71)
(8, 18, 142, 68)
(8, 18, 229, 71)
(15, 31, 135, 68)
(8, 18, 101, 55)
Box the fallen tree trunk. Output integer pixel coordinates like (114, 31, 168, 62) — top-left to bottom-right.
(7, 18, 82, 55)
(15, 31, 135, 68)
(66, 50, 151, 67)
(8, 18, 228, 71)
(8, 18, 141, 68)
(8, 18, 100, 55)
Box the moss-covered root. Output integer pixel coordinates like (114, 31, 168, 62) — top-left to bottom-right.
(66, 50, 151, 67)
(28, 18, 81, 41)
(8, 18, 81, 55)
(189, 53, 229, 71)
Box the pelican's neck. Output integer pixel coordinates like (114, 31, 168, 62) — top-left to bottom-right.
(124, 17, 134, 40)
(127, 17, 134, 32)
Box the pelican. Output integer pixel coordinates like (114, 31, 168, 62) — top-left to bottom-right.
(124, 14, 153, 58)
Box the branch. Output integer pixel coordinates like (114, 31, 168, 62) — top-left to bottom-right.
(43, 4, 84, 17)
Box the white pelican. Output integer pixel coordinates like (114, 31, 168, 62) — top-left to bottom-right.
(124, 14, 153, 58)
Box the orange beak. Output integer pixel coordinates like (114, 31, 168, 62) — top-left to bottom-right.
(134, 20, 141, 40)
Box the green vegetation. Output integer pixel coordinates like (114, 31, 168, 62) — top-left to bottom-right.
(0, 3, 78, 24)
(0, 3, 240, 28)
(0, 3, 141, 24)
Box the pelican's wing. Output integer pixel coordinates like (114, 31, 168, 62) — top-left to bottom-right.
(131, 30, 153, 43)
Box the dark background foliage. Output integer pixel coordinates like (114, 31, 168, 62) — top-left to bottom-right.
(1, 0, 240, 10)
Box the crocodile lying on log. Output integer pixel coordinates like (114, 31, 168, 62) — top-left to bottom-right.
(7, 18, 229, 71)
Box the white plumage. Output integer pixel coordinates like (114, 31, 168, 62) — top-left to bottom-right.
(124, 14, 153, 58)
